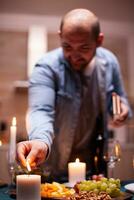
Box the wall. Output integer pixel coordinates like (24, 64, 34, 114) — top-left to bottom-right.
(0, 30, 28, 142)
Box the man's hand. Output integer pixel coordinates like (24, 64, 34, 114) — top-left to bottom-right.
(110, 101, 129, 127)
(17, 140, 48, 168)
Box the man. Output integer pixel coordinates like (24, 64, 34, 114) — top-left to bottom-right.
(17, 9, 131, 181)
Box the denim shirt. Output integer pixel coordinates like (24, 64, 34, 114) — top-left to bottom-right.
(28, 47, 131, 175)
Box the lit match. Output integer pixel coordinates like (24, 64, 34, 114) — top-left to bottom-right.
(26, 159, 31, 172)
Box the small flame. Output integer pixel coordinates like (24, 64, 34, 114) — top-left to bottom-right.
(75, 158, 80, 163)
(94, 156, 98, 163)
(12, 117, 16, 126)
(0, 140, 2, 146)
(114, 141, 121, 159)
(26, 159, 31, 172)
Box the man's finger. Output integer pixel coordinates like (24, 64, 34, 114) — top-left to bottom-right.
(17, 144, 27, 166)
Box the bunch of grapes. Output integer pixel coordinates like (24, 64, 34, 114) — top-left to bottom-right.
(77, 178, 121, 198)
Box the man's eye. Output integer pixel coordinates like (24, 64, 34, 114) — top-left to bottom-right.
(63, 45, 72, 50)
(82, 46, 91, 50)
(80, 46, 93, 52)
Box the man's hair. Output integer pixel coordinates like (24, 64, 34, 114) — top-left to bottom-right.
(60, 9, 101, 41)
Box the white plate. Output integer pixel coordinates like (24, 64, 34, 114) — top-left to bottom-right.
(63, 182, 74, 188)
(124, 183, 134, 192)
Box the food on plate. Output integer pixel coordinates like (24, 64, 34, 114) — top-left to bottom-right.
(41, 182, 75, 198)
(74, 178, 121, 198)
(68, 191, 111, 200)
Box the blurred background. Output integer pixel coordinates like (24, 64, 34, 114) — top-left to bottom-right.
(0, 0, 134, 181)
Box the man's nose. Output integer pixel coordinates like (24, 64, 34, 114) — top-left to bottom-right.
(71, 51, 80, 60)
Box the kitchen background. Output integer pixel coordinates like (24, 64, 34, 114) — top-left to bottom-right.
(0, 0, 134, 181)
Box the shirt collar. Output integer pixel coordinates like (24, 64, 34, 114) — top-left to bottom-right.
(83, 56, 96, 77)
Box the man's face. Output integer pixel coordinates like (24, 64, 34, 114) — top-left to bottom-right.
(60, 30, 98, 71)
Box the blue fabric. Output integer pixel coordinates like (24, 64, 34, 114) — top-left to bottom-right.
(0, 186, 14, 200)
(27, 47, 132, 175)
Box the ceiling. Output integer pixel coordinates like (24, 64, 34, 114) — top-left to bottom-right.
(0, 0, 134, 23)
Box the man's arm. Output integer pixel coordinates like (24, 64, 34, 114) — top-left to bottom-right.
(109, 55, 132, 127)
(17, 63, 56, 167)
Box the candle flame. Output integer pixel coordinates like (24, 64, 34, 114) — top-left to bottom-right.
(75, 158, 80, 163)
(12, 117, 16, 126)
(0, 140, 2, 146)
(26, 159, 31, 172)
(114, 141, 121, 159)
(94, 156, 98, 163)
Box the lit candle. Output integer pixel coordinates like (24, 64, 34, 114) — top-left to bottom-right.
(9, 117, 17, 164)
(68, 158, 86, 186)
(114, 141, 121, 160)
(17, 159, 41, 200)
(17, 174, 41, 200)
(94, 155, 98, 172)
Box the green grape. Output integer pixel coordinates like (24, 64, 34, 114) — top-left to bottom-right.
(88, 182, 97, 190)
(86, 180, 92, 184)
(110, 188, 121, 198)
(106, 187, 111, 195)
(82, 180, 91, 184)
(78, 184, 85, 191)
(93, 188, 99, 194)
(115, 178, 121, 188)
(84, 185, 90, 191)
(77, 177, 121, 198)
(109, 178, 115, 183)
(100, 182, 108, 191)
(108, 183, 117, 190)
(101, 177, 108, 183)
(96, 181, 101, 189)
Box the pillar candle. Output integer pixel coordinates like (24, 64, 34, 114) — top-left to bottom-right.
(9, 117, 17, 164)
(68, 158, 86, 186)
(17, 174, 41, 200)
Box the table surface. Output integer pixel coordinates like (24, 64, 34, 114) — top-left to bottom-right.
(0, 180, 134, 200)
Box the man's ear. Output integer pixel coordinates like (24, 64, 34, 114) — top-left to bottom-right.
(58, 30, 62, 38)
(96, 32, 104, 47)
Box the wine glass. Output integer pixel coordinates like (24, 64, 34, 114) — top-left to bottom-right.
(8, 146, 17, 188)
(103, 139, 121, 178)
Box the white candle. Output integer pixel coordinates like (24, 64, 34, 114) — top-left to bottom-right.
(17, 174, 41, 200)
(68, 158, 86, 186)
(9, 117, 17, 164)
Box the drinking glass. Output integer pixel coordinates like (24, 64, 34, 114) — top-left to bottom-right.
(103, 139, 121, 178)
(8, 145, 17, 188)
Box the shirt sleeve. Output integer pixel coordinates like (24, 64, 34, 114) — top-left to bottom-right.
(111, 56, 132, 117)
(27, 63, 56, 154)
